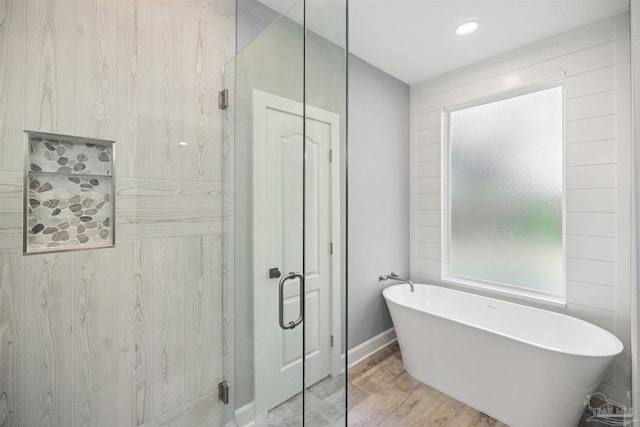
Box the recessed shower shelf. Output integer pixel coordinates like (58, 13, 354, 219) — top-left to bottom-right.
(24, 130, 116, 254)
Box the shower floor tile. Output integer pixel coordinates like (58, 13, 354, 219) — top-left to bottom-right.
(254, 374, 346, 427)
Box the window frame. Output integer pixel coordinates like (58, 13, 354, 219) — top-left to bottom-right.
(441, 83, 567, 306)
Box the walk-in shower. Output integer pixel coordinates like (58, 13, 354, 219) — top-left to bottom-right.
(0, 0, 347, 425)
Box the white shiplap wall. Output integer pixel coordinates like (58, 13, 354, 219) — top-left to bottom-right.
(410, 14, 632, 400)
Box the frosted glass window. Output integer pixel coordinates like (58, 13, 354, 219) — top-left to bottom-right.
(447, 87, 563, 298)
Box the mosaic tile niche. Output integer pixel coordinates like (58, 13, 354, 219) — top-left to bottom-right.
(24, 131, 115, 253)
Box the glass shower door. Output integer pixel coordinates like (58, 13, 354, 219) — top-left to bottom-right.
(225, 0, 347, 425)
(303, 0, 348, 424)
(230, 2, 306, 425)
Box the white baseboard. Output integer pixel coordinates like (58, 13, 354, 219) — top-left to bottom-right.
(347, 328, 396, 368)
(234, 402, 256, 427)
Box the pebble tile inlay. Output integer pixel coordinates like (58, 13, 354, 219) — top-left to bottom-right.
(26, 132, 114, 252)
(27, 175, 112, 249)
(29, 135, 112, 175)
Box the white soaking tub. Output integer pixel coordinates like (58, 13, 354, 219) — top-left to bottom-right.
(383, 284, 623, 427)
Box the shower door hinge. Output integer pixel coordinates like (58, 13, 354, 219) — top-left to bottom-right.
(218, 89, 229, 110)
(330, 335, 334, 347)
(329, 149, 333, 162)
(218, 380, 229, 405)
(330, 242, 333, 254)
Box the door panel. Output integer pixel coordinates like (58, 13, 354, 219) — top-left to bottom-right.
(253, 90, 336, 418)
(254, 102, 304, 417)
(303, 118, 332, 386)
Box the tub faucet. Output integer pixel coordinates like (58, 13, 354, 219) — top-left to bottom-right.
(379, 272, 414, 292)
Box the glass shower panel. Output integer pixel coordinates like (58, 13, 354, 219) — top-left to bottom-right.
(230, 2, 306, 425)
(236, 0, 301, 53)
(227, 0, 348, 425)
(304, 0, 348, 424)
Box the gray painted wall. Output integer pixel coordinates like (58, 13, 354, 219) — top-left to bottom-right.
(348, 54, 410, 350)
(236, 0, 280, 53)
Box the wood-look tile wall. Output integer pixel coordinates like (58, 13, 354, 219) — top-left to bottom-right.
(0, 0, 234, 426)
(410, 14, 632, 402)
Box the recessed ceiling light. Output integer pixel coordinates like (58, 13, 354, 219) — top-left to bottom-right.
(456, 21, 480, 36)
(178, 141, 189, 146)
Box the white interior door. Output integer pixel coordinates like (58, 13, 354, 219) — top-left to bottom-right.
(302, 117, 332, 386)
(253, 90, 339, 419)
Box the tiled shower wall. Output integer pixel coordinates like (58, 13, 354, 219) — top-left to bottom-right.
(0, 0, 234, 426)
(410, 14, 632, 402)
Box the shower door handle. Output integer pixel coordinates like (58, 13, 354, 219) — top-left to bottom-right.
(279, 272, 304, 330)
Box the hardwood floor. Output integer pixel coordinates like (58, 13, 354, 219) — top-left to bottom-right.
(347, 343, 604, 427)
(348, 342, 508, 427)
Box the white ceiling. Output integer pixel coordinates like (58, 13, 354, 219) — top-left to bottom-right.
(257, 0, 629, 85)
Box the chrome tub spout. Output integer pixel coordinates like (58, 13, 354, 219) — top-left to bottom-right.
(379, 272, 414, 292)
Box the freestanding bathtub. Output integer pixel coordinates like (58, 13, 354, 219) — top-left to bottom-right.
(383, 284, 624, 427)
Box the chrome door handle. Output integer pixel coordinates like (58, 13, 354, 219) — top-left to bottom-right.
(279, 272, 304, 330)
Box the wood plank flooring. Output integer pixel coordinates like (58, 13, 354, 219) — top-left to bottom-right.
(348, 343, 603, 427)
(348, 342, 508, 427)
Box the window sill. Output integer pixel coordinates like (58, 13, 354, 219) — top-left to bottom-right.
(441, 276, 567, 308)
